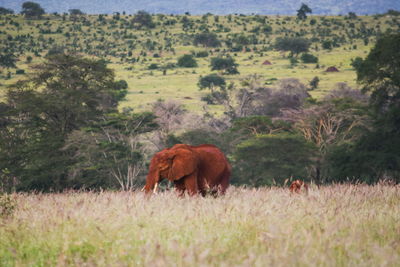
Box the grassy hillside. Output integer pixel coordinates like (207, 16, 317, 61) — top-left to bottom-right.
(1, 184, 399, 266)
(1, 13, 398, 113)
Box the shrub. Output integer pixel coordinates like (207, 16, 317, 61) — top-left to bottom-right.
(15, 69, 25, 75)
(198, 74, 226, 90)
(195, 51, 209, 57)
(177, 54, 198, 68)
(148, 63, 158, 70)
(301, 53, 319, 63)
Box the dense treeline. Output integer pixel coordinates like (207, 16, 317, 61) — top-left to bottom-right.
(0, 33, 399, 192)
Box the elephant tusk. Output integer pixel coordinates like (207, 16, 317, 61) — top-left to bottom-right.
(153, 182, 158, 193)
(140, 186, 145, 192)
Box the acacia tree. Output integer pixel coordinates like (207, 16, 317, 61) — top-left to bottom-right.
(275, 37, 310, 56)
(21, 1, 45, 19)
(297, 3, 312, 20)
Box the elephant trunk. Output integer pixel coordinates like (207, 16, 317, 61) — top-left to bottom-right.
(144, 166, 160, 194)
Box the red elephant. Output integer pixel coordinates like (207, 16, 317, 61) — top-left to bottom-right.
(144, 144, 231, 196)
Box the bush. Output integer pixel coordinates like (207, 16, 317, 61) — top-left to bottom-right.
(148, 63, 158, 70)
(301, 53, 319, 63)
(195, 51, 209, 57)
(177, 54, 198, 68)
(233, 133, 316, 186)
(15, 69, 25, 75)
(198, 74, 226, 90)
(193, 32, 221, 47)
(210, 57, 239, 74)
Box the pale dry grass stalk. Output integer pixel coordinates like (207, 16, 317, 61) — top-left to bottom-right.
(0, 184, 399, 266)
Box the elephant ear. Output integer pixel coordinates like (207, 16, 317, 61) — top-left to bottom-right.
(168, 148, 197, 181)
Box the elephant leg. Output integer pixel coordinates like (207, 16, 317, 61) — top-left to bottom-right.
(184, 174, 199, 196)
(174, 179, 186, 197)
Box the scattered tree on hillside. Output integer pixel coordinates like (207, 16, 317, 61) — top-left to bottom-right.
(193, 32, 221, 47)
(0, 53, 17, 69)
(275, 37, 310, 56)
(210, 56, 239, 74)
(21, 1, 45, 19)
(131, 10, 155, 29)
(297, 3, 312, 20)
(177, 54, 198, 68)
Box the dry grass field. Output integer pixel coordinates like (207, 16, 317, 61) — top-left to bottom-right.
(1, 184, 399, 266)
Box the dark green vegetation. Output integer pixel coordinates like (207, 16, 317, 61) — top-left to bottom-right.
(0, 6, 400, 192)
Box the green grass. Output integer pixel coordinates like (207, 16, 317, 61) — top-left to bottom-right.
(1, 184, 399, 266)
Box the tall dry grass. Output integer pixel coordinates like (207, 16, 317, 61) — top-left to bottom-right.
(1, 184, 399, 266)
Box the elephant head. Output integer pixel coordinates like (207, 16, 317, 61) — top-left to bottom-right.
(144, 146, 198, 194)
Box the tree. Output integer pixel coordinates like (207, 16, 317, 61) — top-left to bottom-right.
(0, 54, 128, 191)
(309, 76, 320, 90)
(233, 133, 316, 186)
(193, 32, 221, 47)
(177, 54, 197, 68)
(21, 1, 45, 19)
(301, 53, 318, 63)
(0, 53, 17, 69)
(281, 98, 370, 182)
(210, 56, 239, 74)
(334, 33, 400, 182)
(297, 3, 312, 20)
(0, 7, 14, 15)
(275, 37, 310, 56)
(198, 74, 226, 91)
(65, 111, 158, 190)
(69, 9, 84, 15)
(132, 10, 155, 29)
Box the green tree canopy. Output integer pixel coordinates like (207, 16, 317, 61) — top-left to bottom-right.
(210, 56, 239, 74)
(198, 74, 226, 90)
(21, 1, 45, 19)
(193, 32, 221, 47)
(0, 54, 130, 191)
(177, 54, 198, 68)
(132, 10, 155, 29)
(275, 37, 310, 56)
(297, 3, 312, 20)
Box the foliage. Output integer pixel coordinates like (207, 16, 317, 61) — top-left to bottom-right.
(0, 53, 17, 69)
(275, 37, 310, 56)
(350, 57, 363, 71)
(132, 10, 155, 29)
(297, 3, 312, 20)
(309, 76, 319, 90)
(193, 32, 221, 47)
(0, 54, 130, 191)
(300, 53, 318, 63)
(198, 74, 226, 91)
(69, 9, 84, 15)
(177, 54, 198, 68)
(210, 56, 239, 74)
(233, 133, 316, 186)
(0, 7, 14, 15)
(332, 33, 400, 182)
(21, 1, 45, 19)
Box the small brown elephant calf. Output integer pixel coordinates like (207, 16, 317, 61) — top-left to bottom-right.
(289, 180, 309, 193)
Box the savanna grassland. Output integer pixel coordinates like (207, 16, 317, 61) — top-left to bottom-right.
(1, 184, 400, 266)
(1, 13, 398, 113)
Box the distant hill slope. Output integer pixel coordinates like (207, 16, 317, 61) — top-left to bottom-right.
(1, 0, 399, 15)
